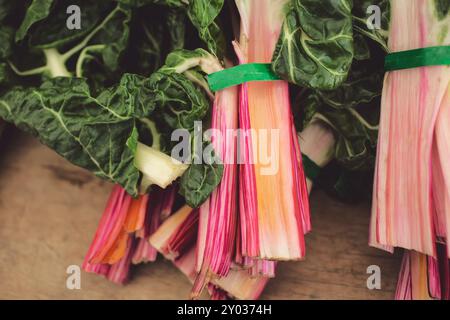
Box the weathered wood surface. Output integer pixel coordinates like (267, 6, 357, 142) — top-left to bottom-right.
(0, 130, 401, 299)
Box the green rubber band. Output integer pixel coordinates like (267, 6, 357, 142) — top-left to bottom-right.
(302, 153, 321, 182)
(385, 46, 450, 71)
(207, 63, 281, 91)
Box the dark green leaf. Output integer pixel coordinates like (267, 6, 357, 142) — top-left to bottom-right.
(15, 0, 54, 42)
(0, 27, 14, 59)
(0, 74, 157, 196)
(149, 70, 210, 132)
(300, 55, 383, 170)
(0, 0, 20, 23)
(28, 1, 110, 49)
(352, 0, 390, 51)
(272, 0, 354, 90)
(434, 0, 450, 20)
(353, 33, 370, 60)
(187, 0, 225, 57)
(179, 143, 224, 208)
(115, 0, 186, 8)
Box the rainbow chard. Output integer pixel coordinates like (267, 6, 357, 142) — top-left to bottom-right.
(151, 204, 269, 300)
(193, 79, 239, 296)
(370, 0, 450, 257)
(83, 184, 178, 283)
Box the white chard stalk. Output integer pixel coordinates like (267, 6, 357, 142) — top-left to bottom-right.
(135, 142, 188, 190)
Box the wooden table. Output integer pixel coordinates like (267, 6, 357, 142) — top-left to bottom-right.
(0, 129, 401, 299)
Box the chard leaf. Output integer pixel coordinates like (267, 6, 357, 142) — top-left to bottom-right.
(127, 7, 187, 75)
(149, 70, 209, 132)
(159, 48, 215, 74)
(186, 0, 225, 57)
(0, 75, 156, 196)
(15, 0, 54, 42)
(434, 0, 450, 20)
(27, 1, 110, 49)
(179, 142, 223, 208)
(272, 0, 354, 90)
(0, 63, 10, 85)
(300, 57, 383, 171)
(0, 27, 14, 59)
(115, 0, 186, 8)
(0, 69, 211, 196)
(0, 0, 18, 23)
(92, 5, 132, 71)
(353, 33, 370, 61)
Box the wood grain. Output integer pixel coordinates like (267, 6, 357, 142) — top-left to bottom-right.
(0, 130, 401, 299)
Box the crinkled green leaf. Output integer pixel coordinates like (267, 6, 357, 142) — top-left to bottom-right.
(159, 48, 213, 74)
(187, 0, 225, 57)
(115, 0, 186, 8)
(28, 1, 110, 49)
(434, 0, 450, 20)
(300, 57, 383, 171)
(0, 63, 11, 86)
(272, 0, 354, 90)
(353, 33, 370, 61)
(94, 5, 132, 71)
(0, 27, 14, 59)
(149, 70, 209, 132)
(179, 142, 223, 208)
(127, 7, 187, 76)
(15, 0, 54, 42)
(0, 0, 19, 23)
(0, 65, 211, 196)
(0, 74, 157, 196)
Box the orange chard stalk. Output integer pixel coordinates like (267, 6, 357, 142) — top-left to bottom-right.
(151, 203, 269, 300)
(234, 0, 310, 261)
(83, 185, 178, 282)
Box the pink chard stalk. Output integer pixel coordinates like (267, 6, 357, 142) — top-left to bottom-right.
(370, 0, 450, 257)
(234, 0, 310, 262)
(151, 206, 269, 300)
(193, 85, 239, 296)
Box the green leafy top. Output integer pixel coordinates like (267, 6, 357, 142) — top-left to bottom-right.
(0, 67, 211, 197)
(434, 0, 450, 20)
(298, 41, 384, 171)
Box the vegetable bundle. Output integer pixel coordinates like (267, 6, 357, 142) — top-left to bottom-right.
(364, 0, 450, 300)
